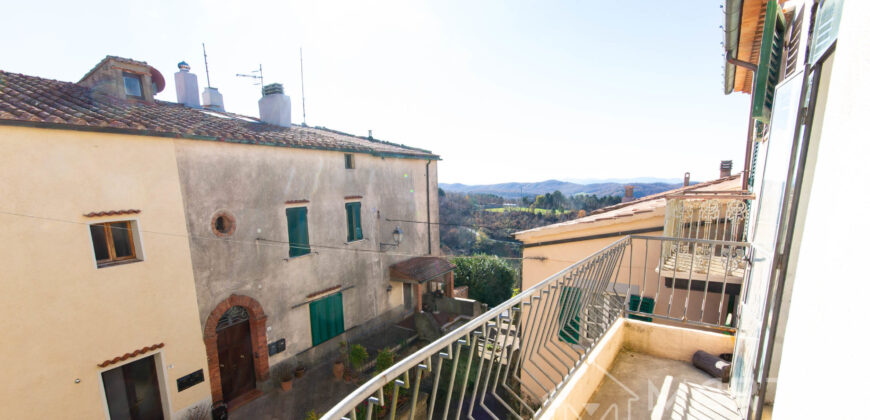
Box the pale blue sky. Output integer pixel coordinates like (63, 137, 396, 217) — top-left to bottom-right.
(2, 0, 749, 184)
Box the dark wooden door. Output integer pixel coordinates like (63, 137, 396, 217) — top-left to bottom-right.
(217, 320, 256, 402)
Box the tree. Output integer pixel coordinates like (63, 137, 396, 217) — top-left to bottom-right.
(451, 255, 517, 307)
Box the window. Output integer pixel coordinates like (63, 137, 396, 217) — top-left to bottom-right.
(123, 72, 143, 98)
(345, 202, 363, 241)
(102, 355, 164, 420)
(90, 221, 139, 267)
(211, 211, 236, 237)
(344, 153, 354, 169)
(309, 292, 344, 346)
(285, 207, 310, 257)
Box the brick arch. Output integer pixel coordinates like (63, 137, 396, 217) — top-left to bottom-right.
(204, 294, 269, 404)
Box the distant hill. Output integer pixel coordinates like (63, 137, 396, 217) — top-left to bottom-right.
(439, 179, 686, 199)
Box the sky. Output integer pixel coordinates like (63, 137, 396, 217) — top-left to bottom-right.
(1, 1, 750, 185)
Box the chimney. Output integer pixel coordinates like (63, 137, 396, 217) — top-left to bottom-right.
(202, 87, 224, 112)
(621, 185, 635, 203)
(720, 160, 733, 178)
(174, 61, 200, 108)
(258, 83, 291, 127)
(683, 172, 691, 187)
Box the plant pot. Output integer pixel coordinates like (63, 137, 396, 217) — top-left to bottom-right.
(280, 379, 293, 392)
(343, 371, 352, 383)
(295, 366, 306, 378)
(333, 361, 345, 380)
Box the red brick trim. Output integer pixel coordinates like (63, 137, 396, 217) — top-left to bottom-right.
(344, 195, 363, 200)
(83, 209, 141, 217)
(98, 343, 164, 367)
(204, 294, 269, 404)
(285, 199, 310, 205)
(210, 211, 237, 238)
(306, 285, 341, 299)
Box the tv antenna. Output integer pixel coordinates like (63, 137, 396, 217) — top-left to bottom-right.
(201, 43, 212, 88)
(236, 64, 264, 94)
(299, 48, 307, 126)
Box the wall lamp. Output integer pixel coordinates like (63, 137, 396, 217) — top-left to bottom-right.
(380, 227, 404, 250)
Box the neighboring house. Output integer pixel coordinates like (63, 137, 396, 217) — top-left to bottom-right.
(0, 55, 442, 414)
(0, 57, 210, 419)
(516, 166, 748, 326)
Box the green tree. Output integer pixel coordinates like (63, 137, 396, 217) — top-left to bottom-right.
(451, 255, 517, 307)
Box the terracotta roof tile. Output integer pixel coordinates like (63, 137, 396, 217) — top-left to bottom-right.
(0, 69, 437, 159)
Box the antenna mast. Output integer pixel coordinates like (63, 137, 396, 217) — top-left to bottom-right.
(300, 48, 308, 126)
(236, 64, 264, 94)
(202, 43, 212, 88)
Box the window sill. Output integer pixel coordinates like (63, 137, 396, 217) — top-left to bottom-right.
(344, 239, 365, 245)
(284, 252, 314, 261)
(97, 259, 142, 269)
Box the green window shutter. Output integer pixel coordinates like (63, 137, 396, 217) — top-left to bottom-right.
(558, 287, 582, 344)
(310, 292, 345, 347)
(752, 0, 786, 124)
(809, 0, 844, 65)
(286, 207, 310, 257)
(628, 294, 654, 322)
(345, 202, 363, 241)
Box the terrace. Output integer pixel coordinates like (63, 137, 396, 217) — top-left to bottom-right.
(321, 226, 759, 419)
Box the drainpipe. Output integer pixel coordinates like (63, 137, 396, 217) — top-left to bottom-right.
(425, 160, 432, 255)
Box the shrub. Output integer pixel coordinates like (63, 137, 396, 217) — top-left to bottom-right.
(451, 255, 517, 306)
(349, 344, 369, 371)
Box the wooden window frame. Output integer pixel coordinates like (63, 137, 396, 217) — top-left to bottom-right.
(91, 220, 139, 267)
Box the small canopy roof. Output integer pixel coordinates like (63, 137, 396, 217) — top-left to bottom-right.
(390, 257, 455, 284)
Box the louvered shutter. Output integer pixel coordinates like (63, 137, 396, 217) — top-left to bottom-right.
(752, 0, 786, 124)
(784, 5, 804, 77)
(808, 0, 844, 65)
(286, 207, 310, 257)
(345, 202, 363, 241)
(345, 203, 354, 241)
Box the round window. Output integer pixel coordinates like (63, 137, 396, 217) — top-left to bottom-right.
(211, 211, 236, 237)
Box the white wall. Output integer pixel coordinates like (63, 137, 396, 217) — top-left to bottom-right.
(772, 1, 870, 418)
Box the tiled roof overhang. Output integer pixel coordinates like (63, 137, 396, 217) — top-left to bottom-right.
(390, 257, 455, 284)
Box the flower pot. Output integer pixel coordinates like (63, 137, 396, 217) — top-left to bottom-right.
(295, 366, 305, 378)
(333, 361, 345, 380)
(280, 379, 293, 392)
(343, 371, 352, 383)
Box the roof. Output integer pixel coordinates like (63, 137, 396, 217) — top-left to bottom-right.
(390, 257, 455, 284)
(0, 69, 437, 159)
(514, 174, 744, 239)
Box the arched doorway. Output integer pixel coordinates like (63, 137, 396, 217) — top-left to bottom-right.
(204, 295, 269, 404)
(216, 306, 255, 402)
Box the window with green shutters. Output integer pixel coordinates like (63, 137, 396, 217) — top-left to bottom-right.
(751, 0, 786, 124)
(628, 294, 655, 322)
(309, 292, 345, 346)
(345, 202, 363, 241)
(285, 207, 310, 257)
(558, 287, 583, 345)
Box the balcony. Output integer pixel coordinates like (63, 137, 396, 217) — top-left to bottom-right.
(321, 235, 751, 419)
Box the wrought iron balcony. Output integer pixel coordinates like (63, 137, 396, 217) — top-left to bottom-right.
(321, 235, 750, 419)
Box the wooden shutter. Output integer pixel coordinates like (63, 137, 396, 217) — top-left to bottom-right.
(345, 202, 363, 241)
(752, 0, 786, 124)
(558, 287, 582, 344)
(309, 292, 345, 347)
(286, 207, 310, 257)
(628, 294, 654, 322)
(808, 0, 844, 65)
(784, 5, 804, 78)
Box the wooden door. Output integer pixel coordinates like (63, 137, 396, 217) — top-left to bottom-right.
(217, 320, 256, 402)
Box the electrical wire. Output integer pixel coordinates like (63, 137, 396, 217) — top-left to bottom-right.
(0, 209, 577, 263)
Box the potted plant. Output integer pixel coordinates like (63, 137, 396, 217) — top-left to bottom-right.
(333, 360, 345, 380)
(349, 344, 369, 373)
(295, 364, 306, 378)
(274, 362, 294, 392)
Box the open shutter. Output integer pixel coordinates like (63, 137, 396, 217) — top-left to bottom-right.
(353, 203, 363, 240)
(345, 202, 363, 241)
(310, 298, 325, 346)
(286, 207, 310, 257)
(752, 0, 786, 124)
(345, 203, 354, 241)
(808, 0, 844, 65)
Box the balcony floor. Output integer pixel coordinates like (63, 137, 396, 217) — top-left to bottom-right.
(582, 350, 741, 420)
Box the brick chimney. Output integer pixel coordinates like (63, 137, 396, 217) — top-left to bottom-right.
(684, 172, 691, 187)
(720, 160, 733, 178)
(621, 185, 635, 203)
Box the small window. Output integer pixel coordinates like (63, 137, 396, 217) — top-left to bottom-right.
(286, 207, 310, 257)
(90, 221, 139, 267)
(123, 72, 143, 98)
(345, 202, 363, 242)
(344, 154, 355, 169)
